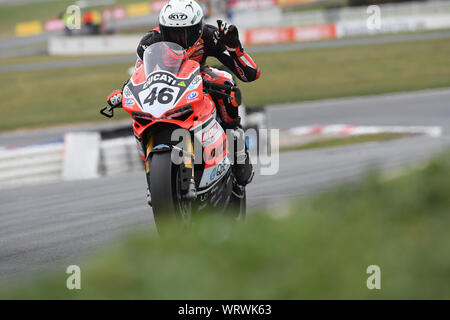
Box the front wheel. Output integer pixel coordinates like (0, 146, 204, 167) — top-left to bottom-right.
(148, 152, 192, 234)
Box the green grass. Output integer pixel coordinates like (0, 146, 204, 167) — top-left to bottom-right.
(1, 38, 449, 131)
(3, 150, 450, 299)
(0, 61, 132, 131)
(280, 133, 411, 152)
(0, 54, 130, 67)
(238, 38, 450, 105)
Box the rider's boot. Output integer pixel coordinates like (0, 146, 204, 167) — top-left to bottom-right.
(231, 127, 254, 197)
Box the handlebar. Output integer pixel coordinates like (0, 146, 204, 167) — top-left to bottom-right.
(100, 104, 120, 118)
(203, 79, 237, 100)
(203, 79, 237, 91)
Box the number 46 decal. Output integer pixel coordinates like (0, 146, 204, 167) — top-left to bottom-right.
(139, 84, 181, 115)
(144, 86, 175, 106)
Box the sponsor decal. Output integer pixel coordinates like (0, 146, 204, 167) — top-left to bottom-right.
(145, 71, 177, 88)
(186, 91, 198, 100)
(245, 25, 336, 46)
(168, 13, 188, 21)
(125, 98, 134, 105)
(188, 75, 202, 90)
(204, 134, 227, 169)
(124, 86, 132, 97)
(178, 81, 186, 87)
(202, 123, 219, 143)
(127, 3, 150, 17)
(210, 168, 217, 181)
(15, 21, 43, 37)
(216, 163, 227, 177)
(214, 159, 229, 179)
(201, 193, 209, 201)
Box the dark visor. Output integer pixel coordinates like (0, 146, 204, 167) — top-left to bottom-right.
(160, 22, 203, 49)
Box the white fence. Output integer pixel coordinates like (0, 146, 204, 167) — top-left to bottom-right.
(0, 136, 142, 190)
(0, 143, 63, 188)
(100, 137, 142, 176)
(48, 35, 142, 56)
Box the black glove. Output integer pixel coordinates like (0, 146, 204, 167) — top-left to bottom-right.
(214, 20, 241, 50)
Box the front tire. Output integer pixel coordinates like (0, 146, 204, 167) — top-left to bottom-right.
(228, 189, 246, 221)
(148, 152, 191, 234)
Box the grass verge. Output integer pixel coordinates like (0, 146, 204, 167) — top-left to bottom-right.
(1, 38, 449, 131)
(2, 150, 450, 299)
(238, 37, 450, 105)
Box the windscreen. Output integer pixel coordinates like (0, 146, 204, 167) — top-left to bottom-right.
(143, 42, 187, 78)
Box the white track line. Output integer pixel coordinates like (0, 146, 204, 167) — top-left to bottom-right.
(288, 124, 442, 138)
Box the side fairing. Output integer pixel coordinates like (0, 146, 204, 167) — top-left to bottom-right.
(194, 116, 231, 190)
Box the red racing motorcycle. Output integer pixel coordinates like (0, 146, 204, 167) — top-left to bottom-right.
(101, 42, 246, 232)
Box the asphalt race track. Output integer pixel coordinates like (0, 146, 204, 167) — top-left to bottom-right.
(1, 88, 449, 284)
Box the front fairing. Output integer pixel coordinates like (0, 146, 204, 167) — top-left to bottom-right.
(129, 92, 216, 138)
(122, 42, 206, 123)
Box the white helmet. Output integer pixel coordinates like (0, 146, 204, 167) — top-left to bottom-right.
(159, 0, 204, 50)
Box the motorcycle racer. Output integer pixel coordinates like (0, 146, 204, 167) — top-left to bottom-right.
(107, 0, 260, 190)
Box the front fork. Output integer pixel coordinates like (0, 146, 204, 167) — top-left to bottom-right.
(144, 130, 197, 201)
(179, 132, 197, 200)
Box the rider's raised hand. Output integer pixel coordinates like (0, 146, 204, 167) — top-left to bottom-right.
(107, 90, 123, 108)
(214, 20, 241, 50)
